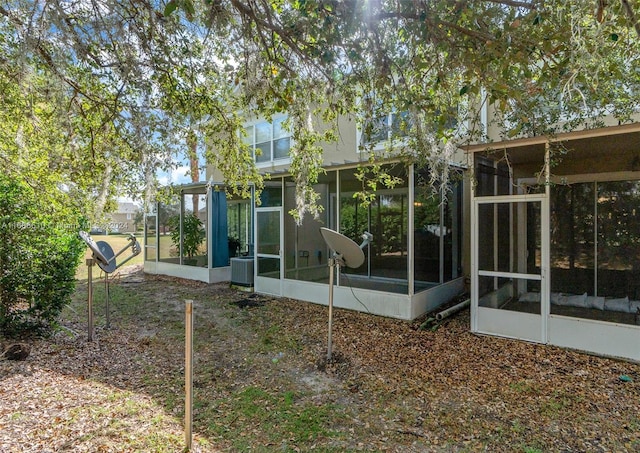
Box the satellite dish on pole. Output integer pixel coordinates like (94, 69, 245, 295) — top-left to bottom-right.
(320, 228, 365, 269)
(79, 231, 141, 275)
(78, 231, 142, 339)
(319, 228, 372, 361)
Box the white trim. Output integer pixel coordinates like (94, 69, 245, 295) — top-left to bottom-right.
(280, 275, 466, 321)
(475, 193, 548, 203)
(254, 206, 283, 296)
(243, 114, 293, 166)
(477, 307, 542, 342)
(470, 173, 478, 332)
(549, 316, 640, 362)
(540, 169, 550, 343)
(144, 261, 230, 284)
(408, 164, 415, 296)
(478, 270, 542, 281)
(472, 187, 547, 343)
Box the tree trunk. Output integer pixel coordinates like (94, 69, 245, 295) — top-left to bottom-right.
(187, 130, 200, 214)
(94, 163, 113, 223)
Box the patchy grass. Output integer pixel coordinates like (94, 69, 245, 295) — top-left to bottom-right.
(2, 269, 640, 452)
(205, 386, 343, 451)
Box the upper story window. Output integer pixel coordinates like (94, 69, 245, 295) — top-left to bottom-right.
(359, 111, 412, 150)
(358, 105, 466, 152)
(243, 116, 291, 165)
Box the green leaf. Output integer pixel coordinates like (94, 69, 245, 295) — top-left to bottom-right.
(507, 123, 524, 138)
(164, 1, 177, 16)
(610, 33, 619, 42)
(183, 0, 196, 18)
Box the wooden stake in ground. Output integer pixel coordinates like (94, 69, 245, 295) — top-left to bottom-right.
(185, 299, 193, 451)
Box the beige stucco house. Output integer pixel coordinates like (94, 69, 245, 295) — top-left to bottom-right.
(145, 111, 468, 320)
(93, 202, 140, 234)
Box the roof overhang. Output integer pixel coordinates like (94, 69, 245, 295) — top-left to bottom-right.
(462, 122, 640, 153)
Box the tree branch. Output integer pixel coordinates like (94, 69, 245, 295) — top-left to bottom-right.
(370, 12, 495, 43)
(229, 0, 335, 81)
(620, 0, 640, 37)
(482, 0, 539, 9)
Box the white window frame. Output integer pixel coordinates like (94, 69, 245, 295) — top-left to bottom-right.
(356, 111, 411, 153)
(243, 115, 292, 167)
(356, 105, 470, 153)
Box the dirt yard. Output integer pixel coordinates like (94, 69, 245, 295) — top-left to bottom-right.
(1, 266, 640, 452)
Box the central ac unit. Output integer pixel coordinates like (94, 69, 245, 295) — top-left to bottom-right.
(230, 257, 254, 287)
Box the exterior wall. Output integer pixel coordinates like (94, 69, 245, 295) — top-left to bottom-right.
(108, 212, 137, 233)
(206, 112, 364, 179)
(206, 111, 468, 180)
(483, 102, 640, 144)
(320, 113, 361, 166)
(96, 202, 140, 234)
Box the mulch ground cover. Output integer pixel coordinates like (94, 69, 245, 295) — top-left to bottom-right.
(1, 266, 639, 452)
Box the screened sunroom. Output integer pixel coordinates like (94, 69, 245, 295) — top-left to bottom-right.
(469, 123, 640, 362)
(255, 162, 465, 320)
(144, 183, 253, 283)
(143, 163, 464, 318)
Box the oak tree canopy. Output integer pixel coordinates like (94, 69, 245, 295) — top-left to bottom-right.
(1, 0, 638, 220)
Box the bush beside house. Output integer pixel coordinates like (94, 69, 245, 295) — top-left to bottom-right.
(0, 175, 84, 336)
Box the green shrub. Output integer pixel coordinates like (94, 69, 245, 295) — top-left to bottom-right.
(168, 213, 204, 259)
(0, 175, 84, 336)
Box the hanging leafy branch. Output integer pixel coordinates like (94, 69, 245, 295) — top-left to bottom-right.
(1, 0, 639, 221)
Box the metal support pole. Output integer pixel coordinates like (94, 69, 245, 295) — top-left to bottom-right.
(86, 258, 94, 342)
(327, 258, 336, 361)
(104, 272, 110, 329)
(185, 299, 193, 451)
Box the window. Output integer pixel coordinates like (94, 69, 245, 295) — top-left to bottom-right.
(243, 116, 291, 164)
(358, 108, 460, 151)
(359, 111, 412, 149)
(550, 180, 640, 326)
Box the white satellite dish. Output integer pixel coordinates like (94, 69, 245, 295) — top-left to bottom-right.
(320, 228, 365, 269)
(319, 227, 372, 361)
(79, 231, 109, 266)
(79, 231, 141, 275)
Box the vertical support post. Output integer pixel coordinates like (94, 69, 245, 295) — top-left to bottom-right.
(185, 299, 193, 451)
(207, 185, 213, 270)
(407, 165, 415, 296)
(439, 188, 445, 285)
(86, 258, 94, 342)
(327, 258, 336, 361)
(543, 140, 552, 343)
(104, 273, 110, 329)
(470, 157, 479, 333)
